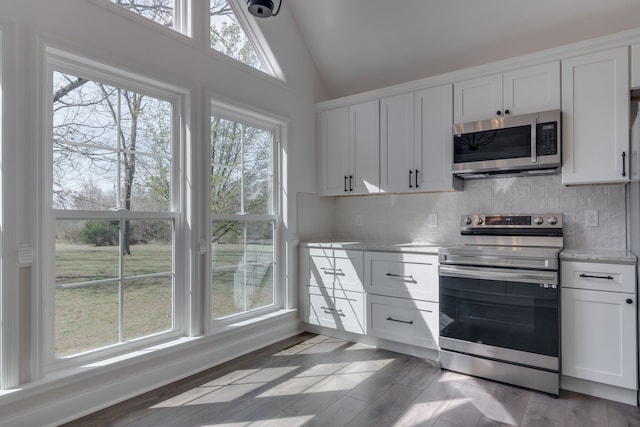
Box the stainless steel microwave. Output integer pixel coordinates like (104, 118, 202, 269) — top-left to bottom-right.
(452, 109, 561, 178)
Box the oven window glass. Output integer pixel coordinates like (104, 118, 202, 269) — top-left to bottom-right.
(454, 126, 531, 164)
(439, 276, 558, 357)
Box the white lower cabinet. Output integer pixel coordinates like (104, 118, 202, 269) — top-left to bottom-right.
(561, 287, 636, 389)
(561, 260, 638, 400)
(301, 246, 440, 351)
(301, 246, 365, 334)
(368, 294, 438, 349)
(365, 251, 440, 350)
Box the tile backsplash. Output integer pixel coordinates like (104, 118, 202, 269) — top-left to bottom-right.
(299, 174, 628, 250)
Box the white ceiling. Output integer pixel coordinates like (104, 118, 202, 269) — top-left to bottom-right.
(286, 0, 640, 100)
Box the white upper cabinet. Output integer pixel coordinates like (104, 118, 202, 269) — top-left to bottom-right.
(318, 100, 380, 196)
(415, 84, 462, 192)
(561, 47, 630, 185)
(632, 44, 640, 89)
(381, 84, 461, 193)
(454, 61, 560, 123)
(380, 92, 415, 192)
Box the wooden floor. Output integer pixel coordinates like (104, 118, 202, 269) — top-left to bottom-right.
(64, 333, 640, 427)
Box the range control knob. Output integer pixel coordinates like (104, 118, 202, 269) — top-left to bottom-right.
(464, 217, 472, 225)
(476, 217, 484, 225)
(533, 216, 544, 225)
(547, 216, 558, 225)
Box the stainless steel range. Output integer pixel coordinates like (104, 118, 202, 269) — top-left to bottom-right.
(438, 213, 563, 395)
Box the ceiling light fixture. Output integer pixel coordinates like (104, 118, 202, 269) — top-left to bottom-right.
(247, 0, 282, 18)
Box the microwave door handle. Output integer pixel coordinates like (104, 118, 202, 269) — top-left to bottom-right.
(530, 119, 537, 163)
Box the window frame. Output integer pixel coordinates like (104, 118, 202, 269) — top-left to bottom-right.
(101, 0, 193, 37)
(42, 46, 188, 372)
(207, 0, 285, 81)
(207, 97, 284, 329)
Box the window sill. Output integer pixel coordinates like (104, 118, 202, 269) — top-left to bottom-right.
(0, 309, 299, 406)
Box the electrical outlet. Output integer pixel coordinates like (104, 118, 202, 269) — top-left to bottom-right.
(426, 213, 438, 227)
(355, 214, 363, 226)
(585, 210, 598, 227)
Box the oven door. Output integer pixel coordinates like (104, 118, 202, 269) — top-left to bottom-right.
(439, 265, 559, 370)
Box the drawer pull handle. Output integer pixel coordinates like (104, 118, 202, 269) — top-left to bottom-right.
(579, 273, 613, 280)
(322, 268, 345, 276)
(385, 273, 417, 283)
(386, 316, 413, 325)
(321, 306, 345, 316)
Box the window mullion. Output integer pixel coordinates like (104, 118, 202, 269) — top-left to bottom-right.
(118, 219, 124, 343)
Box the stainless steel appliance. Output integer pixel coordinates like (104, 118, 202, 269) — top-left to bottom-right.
(452, 110, 561, 178)
(438, 213, 563, 395)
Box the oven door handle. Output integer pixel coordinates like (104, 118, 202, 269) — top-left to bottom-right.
(439, 265, 557, 285)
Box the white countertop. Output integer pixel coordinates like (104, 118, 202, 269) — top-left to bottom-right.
(300, 240, 442, 254)
(560, 249, 637, 265)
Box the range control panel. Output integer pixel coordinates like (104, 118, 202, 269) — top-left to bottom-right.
(460, 214, 563, 229)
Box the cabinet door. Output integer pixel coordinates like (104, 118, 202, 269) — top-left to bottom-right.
(561, 288, 637, 389)
(503, 61, 560, 115)
(318, 107, 350, 195)
(415, 84, 461, 192)
(350, 100, 380, 194)
(562, 47, 630, 185)
(380, 93, 415, 192)
(453, 73, 503, 123)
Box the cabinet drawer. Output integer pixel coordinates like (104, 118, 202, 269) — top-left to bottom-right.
(307, 289, 365, 334)
(365, 252, 438, 301)
(367, 294, 438, 349)
(561, 261, 635, 293)
(309, 250, 364, 292)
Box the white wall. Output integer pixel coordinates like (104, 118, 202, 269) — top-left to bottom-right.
(0, 1, 322, 424)
(299, 175, 629, 251)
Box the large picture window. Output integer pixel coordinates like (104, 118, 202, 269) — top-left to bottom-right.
(210, 107, 278, 320)
(47, 53, 182, 361)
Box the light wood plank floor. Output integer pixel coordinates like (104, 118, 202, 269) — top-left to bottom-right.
(64, 333, 640, 427)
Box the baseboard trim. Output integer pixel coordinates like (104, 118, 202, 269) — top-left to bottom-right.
(561, 375, 638, 406)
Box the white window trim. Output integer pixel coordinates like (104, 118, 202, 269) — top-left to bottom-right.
(90, 0, 193, 39)
(202, 0, 285, 82)
(41, 46, 190, 374)
(207, 95, 286, 331)
(227, 0, 285, 81)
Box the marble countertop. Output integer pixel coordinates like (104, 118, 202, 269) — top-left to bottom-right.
(300, 240, 442, 254)
(560, 249, 637, 265)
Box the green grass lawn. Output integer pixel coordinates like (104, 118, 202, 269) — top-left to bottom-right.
(55, 242, 274, 357)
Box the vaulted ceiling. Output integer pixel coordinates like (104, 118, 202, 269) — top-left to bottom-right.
(286, 0, 640, 100)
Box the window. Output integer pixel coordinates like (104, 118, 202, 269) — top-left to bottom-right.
(110, 0, 189, 34)
(209, 0, 278, 76)
(46, 51, 183, 361)
(210, 104, 279, 320)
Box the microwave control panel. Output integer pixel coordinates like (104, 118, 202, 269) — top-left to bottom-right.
(537, 122, 558, 156)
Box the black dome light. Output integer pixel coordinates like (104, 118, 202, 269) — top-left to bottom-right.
(247, 0, 282, 18)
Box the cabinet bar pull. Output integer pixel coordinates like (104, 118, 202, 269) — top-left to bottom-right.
(344, 176, 348, 192)
(385, 272, 417, 283)
(321, 306, 345, 316)
(321, 267, 345, 276)
(386, 316, 413, 325)
(409, 170, 413, 188)
(579, 273, 613, 280)
(622, 152, 626, 177)
(415, 169, 419, 188)
(349, 175, 353, 191)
